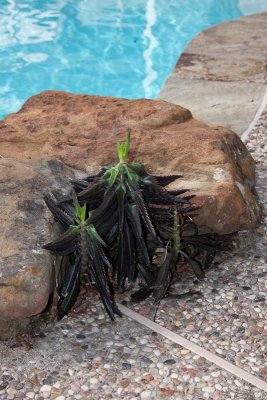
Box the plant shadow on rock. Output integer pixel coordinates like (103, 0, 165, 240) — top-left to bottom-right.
(43, 130, 232, 321)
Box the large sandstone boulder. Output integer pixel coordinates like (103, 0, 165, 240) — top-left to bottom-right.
(0, 91, 261, 235)
(0, 158, 81, 339)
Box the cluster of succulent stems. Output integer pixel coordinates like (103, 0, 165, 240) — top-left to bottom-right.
(43, 130, 230, 321)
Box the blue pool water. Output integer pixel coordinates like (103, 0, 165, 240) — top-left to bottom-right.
(1, 0, 267, 119)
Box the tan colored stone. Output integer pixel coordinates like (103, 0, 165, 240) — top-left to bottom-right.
(0, 91, 262, 234)
(0, 158, 77, 335)
(158, 12, 267, 135)
(158, 78, 266, 136)
(260, 368, 267, 375)
(174, 12, 267, 83)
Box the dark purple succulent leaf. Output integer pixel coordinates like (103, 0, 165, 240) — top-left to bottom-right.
(152, 175, 182, 187)
(57, 254, 81, 321)
(44, 193, 74, 229)
(43, 232, 80, 256)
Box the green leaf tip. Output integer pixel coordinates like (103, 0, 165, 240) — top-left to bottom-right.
(116, 129, 131, 163)
(73, 200, 87, 223)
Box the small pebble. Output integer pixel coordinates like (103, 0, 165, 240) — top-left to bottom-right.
(163, 359, 176, 365)
(76, 334, 86, 340)
(40, 385, 51, 392)
(140, 390, 152, 399)
(202, 386, 215, 393)
(122, 362, 131, 370)
(6, 387, 17, 396)
(89, 378, 98, 385)
(26, 393, 35, 399)
(181, 349, 190, 355)
(141, 356, 153, 364)
(186, 324, 195, 331)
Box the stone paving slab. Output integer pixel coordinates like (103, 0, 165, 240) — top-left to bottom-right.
(173, 13, 267, 83)
(158, 12, 267, 135)
(158, 78, 266, 135)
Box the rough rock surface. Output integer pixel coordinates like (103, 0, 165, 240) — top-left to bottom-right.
(174, 13, 267, 83)
(0, 158, 79, 338)
(0, 91, 261, 234)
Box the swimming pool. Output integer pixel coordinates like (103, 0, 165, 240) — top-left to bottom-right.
(1, 0, 267, 119)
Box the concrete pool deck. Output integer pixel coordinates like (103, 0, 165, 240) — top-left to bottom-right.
(158, 12, 267, 137)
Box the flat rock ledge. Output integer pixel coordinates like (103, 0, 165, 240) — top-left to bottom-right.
(0, 91, 262, 338)
(0, 158, 78, 339)
(158, 12, 267, 135)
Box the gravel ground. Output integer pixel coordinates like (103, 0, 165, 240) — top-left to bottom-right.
(128, 106, 267, 378)
(0, 291, 265, 400)
(0, 108, 266, 399)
